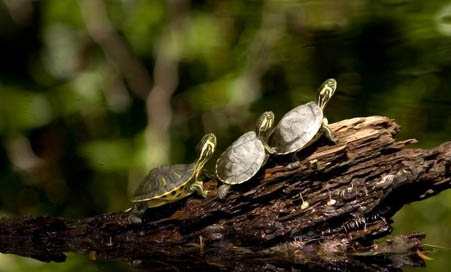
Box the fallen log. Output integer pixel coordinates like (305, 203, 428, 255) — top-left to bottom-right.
(0, 116, 450, 271)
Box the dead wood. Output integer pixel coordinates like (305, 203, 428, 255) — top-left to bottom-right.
(0, 116, 450, 271)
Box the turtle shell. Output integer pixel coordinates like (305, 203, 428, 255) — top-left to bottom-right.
(131, 163, 194, 202)
(216, 131, 267, 185)
(269, 101, 323, 155)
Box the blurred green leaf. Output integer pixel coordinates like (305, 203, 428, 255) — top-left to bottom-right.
(0, 87, 53, 133)
(80, 137, 145, 172)
(122, 0, 166, 56)
(42, 0, 84, 28)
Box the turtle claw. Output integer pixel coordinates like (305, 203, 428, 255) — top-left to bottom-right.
(128, 214, 143, 224)
(287, 161, 301, 170)
(202, 190, 209, 198)
(191, 181, 208, 198)
(127, 204, 146, 224)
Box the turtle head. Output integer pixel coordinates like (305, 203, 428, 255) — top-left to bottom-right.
(194, 133, 217, 173)
(316, 78, 337, 110)
(256, 111, 275, 141)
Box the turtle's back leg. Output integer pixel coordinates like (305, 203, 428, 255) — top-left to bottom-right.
(217, 184, 232, 199)
(321, 117, 337, 143)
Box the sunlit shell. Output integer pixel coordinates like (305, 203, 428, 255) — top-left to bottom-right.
(270, 101, 323, 155)
(216, 131, 266, 185)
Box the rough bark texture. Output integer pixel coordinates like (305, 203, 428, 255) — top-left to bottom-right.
(0, 116, 450, 271)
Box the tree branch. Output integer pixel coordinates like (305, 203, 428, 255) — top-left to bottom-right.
(0, 116, 450, 271)
(78, 0, 152, 100)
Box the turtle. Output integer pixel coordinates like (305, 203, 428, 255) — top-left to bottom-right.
(127, 133, 217, 223)
(215, 111, 275, 199)
(269, 78, 337, 155)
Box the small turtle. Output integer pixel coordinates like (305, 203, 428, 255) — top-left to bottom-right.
(269, 78, 337, 155)
(216, 111, 275, 199)
(128, 133, 216, 223)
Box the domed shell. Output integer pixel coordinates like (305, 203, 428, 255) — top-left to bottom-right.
(269, 101, 323, 155)
(131, 164, 194, 202)
(216, 131, 266, 185)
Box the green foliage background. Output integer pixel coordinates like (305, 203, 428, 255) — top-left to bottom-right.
(0, 0, 450, 271)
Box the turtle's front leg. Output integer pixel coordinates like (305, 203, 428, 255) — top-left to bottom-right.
(190, 181, 209, 198)
(321, 117, 337, 143)
(263, 144, 277, 155)
(128, 203, 147, 224)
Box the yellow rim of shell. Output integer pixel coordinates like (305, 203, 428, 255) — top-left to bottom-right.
(130, 175, 193, 203)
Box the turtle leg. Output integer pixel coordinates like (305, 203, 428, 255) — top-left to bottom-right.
(128, 203, 147, 224)
(217, 184, 231, 199)
(263, 144, 277, 155)
(287, 160, 300, 170)
(190, 181, 209, 198)
(321, 118, 337, 143)
(285, 152, 302, 170)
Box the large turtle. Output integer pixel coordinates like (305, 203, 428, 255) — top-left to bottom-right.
(269, 78, 337, 155)
(128, 133, 216, 223)
(215, 111, 275, 199)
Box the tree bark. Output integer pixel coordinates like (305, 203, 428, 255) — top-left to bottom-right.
(0, 116, 450, 271)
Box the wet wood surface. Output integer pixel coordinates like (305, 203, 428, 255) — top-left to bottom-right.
(0, 116, 450, 271)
